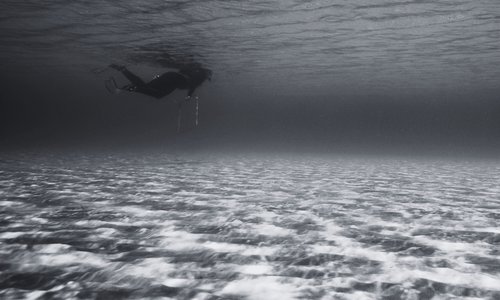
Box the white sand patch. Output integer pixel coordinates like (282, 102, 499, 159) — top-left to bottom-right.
(251, 223, 294, 236)
(236, 264, 273, 275)
(202, 241, 278, 256)
(25, 290, 46, 300)
(314, 227, 398, 263)
(114, 258, 176, 283)
(162, 278, 193, 287)
(220, 276, 299, 300)
(254, 210, 280, 222)
(202, 241, 246, 253)
(472, 227, 500, 234)
(75, 220, 104, 227)
(197, 283, 216, 291)
(322, 291, 376, 300)
(74, 219, 158, 227)
(191, 292, 212, 300)
(6, 223, 25, 228)
(117, 205, 166, 217)
(241, 246, 279, 256)
(227, 219, 244, 226)
(37, 251, 107, 267)
(376, 267, 500, 291)
(0, 232, 27, 239)
(156, 227, 202, 251)
(95, 227, 119, 237)
(413, 236, 489, 254)
(31, 217, 48, 224)
(35, 243, 72, 253)
(0, 200, 22, 206)
(176, 190, 210, 197)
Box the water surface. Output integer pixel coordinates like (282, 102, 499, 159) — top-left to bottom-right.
(1, 0, 499, 96)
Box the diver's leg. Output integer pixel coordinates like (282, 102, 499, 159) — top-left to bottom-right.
(121, 69, 146, 86)
(109, 64, 146, 86)
(125, 84, 167, 99)
(138, 87, 165, 99)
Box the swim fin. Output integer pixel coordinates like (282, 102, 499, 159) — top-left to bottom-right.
(104, 77, 120, 94)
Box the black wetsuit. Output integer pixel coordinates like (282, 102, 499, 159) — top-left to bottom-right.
(118, 67, 210, 99)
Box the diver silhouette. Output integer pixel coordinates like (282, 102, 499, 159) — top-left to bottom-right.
(106, 64, 212, 100)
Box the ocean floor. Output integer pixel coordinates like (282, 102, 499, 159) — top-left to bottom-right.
(1, 153, 499, 299)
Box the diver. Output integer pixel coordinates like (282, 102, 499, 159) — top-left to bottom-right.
(106, 64, 212, 100)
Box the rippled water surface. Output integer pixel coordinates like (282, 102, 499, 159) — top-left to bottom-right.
(1, 0, 500, 95)
(1, 153, 500, 299)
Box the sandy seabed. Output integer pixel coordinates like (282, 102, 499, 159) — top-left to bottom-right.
(1, 153, 500, 299)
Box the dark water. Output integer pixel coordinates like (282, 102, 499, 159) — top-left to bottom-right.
(1, 0, 500, 96)
(1, 153, 500, 299)
(2, 0, 500, 152)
